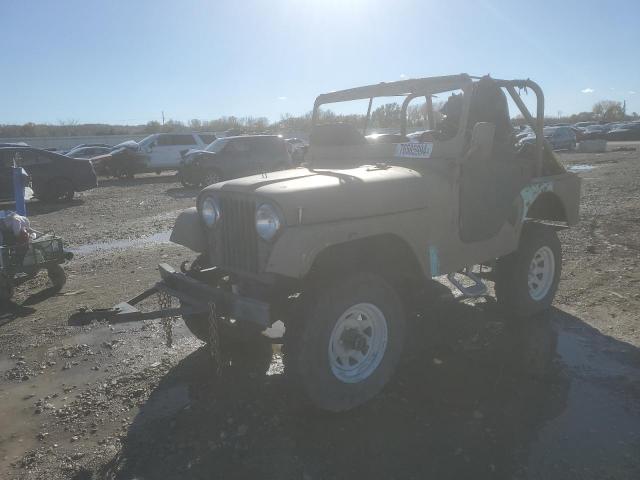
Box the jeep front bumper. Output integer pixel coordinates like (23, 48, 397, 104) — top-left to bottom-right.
(68, 263, 270, 329)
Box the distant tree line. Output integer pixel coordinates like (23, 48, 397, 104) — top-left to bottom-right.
(0, 121, 149, 138)
(1, 100, 637, 138)
(514, 100, 638, 126)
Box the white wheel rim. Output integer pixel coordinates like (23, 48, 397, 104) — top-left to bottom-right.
(528, 246, 555, 301)
(328, 303, 388, 384)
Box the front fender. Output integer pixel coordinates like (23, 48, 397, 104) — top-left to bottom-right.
(265, 209, 431, 279)
(170, 207, 207, 253)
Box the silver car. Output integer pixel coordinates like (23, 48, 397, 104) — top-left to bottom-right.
(520, 126, 576, 151)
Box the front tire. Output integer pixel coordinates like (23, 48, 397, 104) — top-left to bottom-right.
(284, 272, 406, 412)
(495, 223, 562, 317)
(201, 169, 223, 187)
(178, 169, 199, 188)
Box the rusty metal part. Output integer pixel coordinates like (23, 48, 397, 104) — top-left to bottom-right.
(158, 291, 176, 347)
(207, 302, 222, 377)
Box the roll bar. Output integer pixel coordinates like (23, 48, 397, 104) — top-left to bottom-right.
(312, 75, 547, 176)
(494, 79, 546, 177)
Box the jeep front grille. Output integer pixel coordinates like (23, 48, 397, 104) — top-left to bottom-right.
(214, 195, 259, 272)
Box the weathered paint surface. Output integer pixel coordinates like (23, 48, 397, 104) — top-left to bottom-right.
(520, 181, 553, 219)
(429, 245, 439, 277)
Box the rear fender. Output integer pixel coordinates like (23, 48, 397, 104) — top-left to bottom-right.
(521, 173, 580, 226)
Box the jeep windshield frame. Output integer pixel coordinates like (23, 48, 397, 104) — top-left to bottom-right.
(311, 74, 548, 176)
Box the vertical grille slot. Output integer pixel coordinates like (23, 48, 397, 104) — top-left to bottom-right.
(216, 196, 258, 272)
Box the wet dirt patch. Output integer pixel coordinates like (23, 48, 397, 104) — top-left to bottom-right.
(568, 164, 596, 172)
(70, 231, 171, 257)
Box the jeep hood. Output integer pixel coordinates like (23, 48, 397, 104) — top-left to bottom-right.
(202, 166, 427, 225)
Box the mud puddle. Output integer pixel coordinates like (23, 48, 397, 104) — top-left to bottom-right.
(70, 230, 171, 256)
(568, 164, 596, 172)
(0, 326, 118, 468)
(0, 321, 199, 471)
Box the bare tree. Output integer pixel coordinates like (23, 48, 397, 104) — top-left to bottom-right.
(371, 103, 401, 128)
(592, 100, 625, 122)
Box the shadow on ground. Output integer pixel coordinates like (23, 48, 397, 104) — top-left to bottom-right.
(0, 301, 36, 327)
(90, 299, 640, 480)
(165, 186, 200, 200)
(0, 281, 60, 325)
(0, 199, 85, 217)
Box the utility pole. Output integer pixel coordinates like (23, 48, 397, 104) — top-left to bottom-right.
(162, 111, 165, 126)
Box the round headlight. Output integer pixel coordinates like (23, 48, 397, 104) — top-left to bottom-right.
(201, 196, 221, 227)
(255, 203, 282, 241)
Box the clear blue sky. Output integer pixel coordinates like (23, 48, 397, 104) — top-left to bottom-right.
(1, 0, 638, 125)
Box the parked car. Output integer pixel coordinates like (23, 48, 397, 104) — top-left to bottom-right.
(66, 145, 113, 159)
(102, 132, 217, 178)
(606, 122, 640, 141)
(178, 135, 292, 188)
(0, 165, 30, 202)
(63, 143, 111, 154)
(574, 121, 598, 129)
(406, 130, 434, 142)
(520, 126, 576, 151)
(581, 124, 610, 140)
(0, 146, 96, 202)
(285, 138, 308, 164)
(569, 126, 585, 141)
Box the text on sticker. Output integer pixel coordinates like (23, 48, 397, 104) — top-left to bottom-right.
(395, 142, 433, 159)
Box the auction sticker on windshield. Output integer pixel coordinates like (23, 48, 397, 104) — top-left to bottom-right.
(395, 142, 433, 159)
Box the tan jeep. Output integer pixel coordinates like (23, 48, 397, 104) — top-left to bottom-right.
(89, 75, 581, 412)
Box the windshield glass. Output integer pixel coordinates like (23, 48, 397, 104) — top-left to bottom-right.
(205, 138, 229, 153)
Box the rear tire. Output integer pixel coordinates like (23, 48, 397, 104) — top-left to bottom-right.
(178, 168, 200, 188)
(40, 178, 74, 202)
(47, 264, 66, 290)
(495, 223, 562, 317)
(283, 272, 406, 412)
(114, 167, 134, 179)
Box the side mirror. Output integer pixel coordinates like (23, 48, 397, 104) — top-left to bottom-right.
(469, 122, 495, 161)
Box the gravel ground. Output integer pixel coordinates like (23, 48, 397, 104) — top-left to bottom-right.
(1, 150, 639, 480)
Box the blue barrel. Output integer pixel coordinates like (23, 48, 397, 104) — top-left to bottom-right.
(12, 167, 27, 216)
